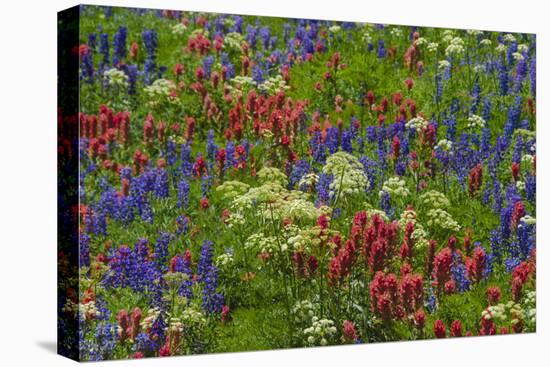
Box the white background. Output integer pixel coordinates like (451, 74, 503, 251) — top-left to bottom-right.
(0, 0, 547, 365)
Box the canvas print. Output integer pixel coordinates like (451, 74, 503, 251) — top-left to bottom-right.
(57, 4, 536, 361)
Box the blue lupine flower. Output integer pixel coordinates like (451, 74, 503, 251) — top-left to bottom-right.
(80, 233, 90, 267)
(481, 96, 491, 123)
(170, 253, 194, 299)
(198, 240, 224, 314)
(81, 49, 94, 83)
(202, 55, 215, 78)
(176, 215, 190, 235)
(177, 177, 190, 209)
(180, 143, 193, 177)
(310, 131, 326, 164)
(366, 126, 377, 143)
(434, 72, 442, 104)
(99, 33, 110, 68)
(316, 173, 333, 206)
(289, 159, 310, 189)
(154, 168, 169, 198)
(206, 130, 217, 161)
(103, 239, 162, 297)
(225, 141, 236, 169)
(154, 232, 171, 272)
(489, 229, 502, 266)
(134, 332, 156, 355)
(325, 127, 339, 154)
(376, 39, 386, 58)
(112, 26, 127, 65)
(525, 174, 535, 203)
(451, 252, 471, 292)
(342, 129, 353, 153)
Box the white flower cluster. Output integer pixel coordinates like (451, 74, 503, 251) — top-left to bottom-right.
(245, 233, 280, 253)
(390, 27, 403, 38)
(257, 167, 288, 186)
(517, 44, 528, 53)
(467, 114, 486, 129)
(445, 37, 465, 57)
(512, 52, 524, 61)
(104, 68, 129, 88)
(298, 172, 319, 191)
(180, 307, 207, 325)
(258, 75, 290, 94)
(144, 78, 176, 100)
(362, 30, 373, 44)
(521, 154, 535, 165)
(380, 177, 410, 198)
(406, 116, 429, 131)
(426, 208, 461, 232)
(420, 190, 450, 209)
(399, 208, 427, 240)
(523, 290, 536, 326)
(438, 60, 451, 70)
(226, 212, 246, 228)
(227, 76, 257, 95)
(520, 215, 536, 226)
(473, 64, 485, 73)
(216, 180, 251, 202)
(414, 37, 428, 47)
(436, 139, 453, 152)
(293, 300, 316, 325)
(482, 304, 507, 322)
(495, 43, 507, 53)
(303, 317, 337, 346)
(441, 30, 454, 44)
(322, 151, 369, 201)
(466, 29, 483, 36)
(516, 181, 526, 191)
(329, 25, 342, 34)
(479, 39, 492, 46)
(503, 34, 517, 43)
(171, 22, 187, 35)
(216, 252, 234, 267)
(427, 42, 439, 53)
(224, 32, 245, 51)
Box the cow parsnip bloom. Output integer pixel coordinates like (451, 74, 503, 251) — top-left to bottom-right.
(427, 42, 439, 52)
(503, 33, 517, 42)
(467, 114, 486, 129)
(420, 190, 450, 209)
(495, 43, 507, 53)
(381, 177, 410, 198)
(480, 38, 492, 46)
(303, 317, 337, 346)
(171, 22, 187, 35)
(426, 208, 461, 232)
(445, 37, 465, 57)
(436, 139, 453, 152)
(224, 32, 245, 51)
(293, 300, 316, 325)
(104, 68, 129, 88)
(322, 151, 369, 200)
(216, 253, 234, 267)
(406, 116, 429, 131)
(216, 180, 251, 202)
(257, 167, 288, 186)
(144, 78, 176, 99)
(258, 75, 290, 94)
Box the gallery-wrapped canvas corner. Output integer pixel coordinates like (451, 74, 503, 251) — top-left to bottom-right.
(58, 4, 536, 362)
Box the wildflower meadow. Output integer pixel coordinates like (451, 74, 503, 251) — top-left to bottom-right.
(58, 4, 536, 361)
